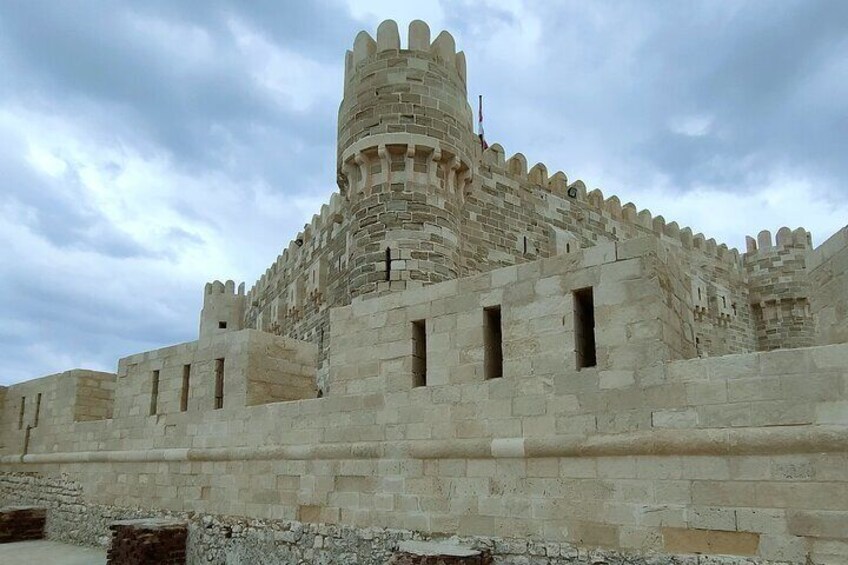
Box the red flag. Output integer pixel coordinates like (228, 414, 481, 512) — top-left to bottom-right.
(478, 95, 488, 150)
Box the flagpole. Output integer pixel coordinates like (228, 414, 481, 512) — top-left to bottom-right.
(478, 95, 487, 150)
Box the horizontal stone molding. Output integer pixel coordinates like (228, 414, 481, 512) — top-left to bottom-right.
(3, 425, 847, 465)
(339, 132, 469, 170)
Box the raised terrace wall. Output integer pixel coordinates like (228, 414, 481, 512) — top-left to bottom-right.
(2, 248, 847, 564)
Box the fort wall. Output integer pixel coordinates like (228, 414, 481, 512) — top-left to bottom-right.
(2, 249, 847, 563)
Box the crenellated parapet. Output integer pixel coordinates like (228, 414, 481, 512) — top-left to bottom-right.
(245, 191, 345, 318)
(200, 279, 245, 340)
(743, 227, 814, 350)
(478, 142, 744, 269)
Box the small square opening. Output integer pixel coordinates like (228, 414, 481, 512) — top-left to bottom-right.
(218, 321, 227, 329)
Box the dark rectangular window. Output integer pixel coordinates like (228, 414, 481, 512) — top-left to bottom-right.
(33, 393, 42, 428)
(218, 321, 227, 329)
(484, 306, 503, 380)
(573, 287, 597, 369)
(412, 319, 427, 387)
(149, 370, 160, 416)
(214, 358, 225, 410)
(180, 364, 191, 412)
(18, 396, 25, 430)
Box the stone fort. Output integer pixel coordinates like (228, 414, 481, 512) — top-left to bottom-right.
(2, 19, 847, 565)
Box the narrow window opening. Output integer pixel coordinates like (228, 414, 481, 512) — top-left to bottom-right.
(523, 236, 528, 255)
(218, 321, 227, 329)
(181, 364, 191, 412)
(23, 425, 31, 455)
(566, 243, 571, 253)
(149, 370, 160, 416)
(34, 393, 42, 428)
(573, 287, 597, 369)
(697, 288, 702, 301)
(385, 247, 392, 281)
(18, 397, 25, 430)
(214, 358, 225, 410)
(722, 296, 727, 308)
(484, 306, 503, 379)
(412, 319, 427, 387)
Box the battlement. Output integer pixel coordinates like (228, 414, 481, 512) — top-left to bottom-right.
(744, 226, 811, 255)
(344, 20, 467, 87)
(480, 142, 744, 269)
(204, 279, 245, 296)
(245, 191, 344, 307)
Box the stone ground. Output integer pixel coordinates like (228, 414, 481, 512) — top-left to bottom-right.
(0, 540, 107, 564)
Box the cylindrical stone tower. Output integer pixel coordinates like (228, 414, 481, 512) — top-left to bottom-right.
(337, 19, 476, 298)
(744, 227, 814, 350)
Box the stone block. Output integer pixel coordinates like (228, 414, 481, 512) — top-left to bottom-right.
(787, 510, 848, 539)
(662, 527, 759, 556)
(651, 408, 698, 429)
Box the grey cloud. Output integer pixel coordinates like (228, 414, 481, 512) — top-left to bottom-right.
(0, 1, 345, 190)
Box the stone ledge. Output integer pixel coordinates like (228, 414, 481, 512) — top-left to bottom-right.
(5, 425, 848, 466)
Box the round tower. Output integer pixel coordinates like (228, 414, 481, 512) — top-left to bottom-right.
(743, 227, 814, 350)
(337, 19, 476, 298)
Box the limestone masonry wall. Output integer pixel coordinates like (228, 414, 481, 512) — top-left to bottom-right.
(2, 249, 848, 563)
(809, 226, 848, 346)
(2, 17, 847, 565)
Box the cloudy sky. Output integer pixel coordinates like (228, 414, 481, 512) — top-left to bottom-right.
(1, 1, 846, 385)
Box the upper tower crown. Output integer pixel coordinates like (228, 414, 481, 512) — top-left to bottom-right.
(344, 20, 468, 89)
(336, 20, 476, 194)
